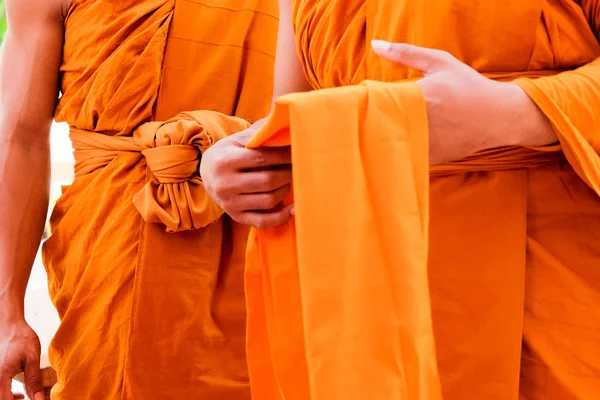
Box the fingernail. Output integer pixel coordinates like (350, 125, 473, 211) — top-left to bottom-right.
(371, 40, 392, 52)
(289, 206, 295, 216)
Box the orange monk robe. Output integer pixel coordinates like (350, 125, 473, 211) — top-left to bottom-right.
(41, 0, 277, 398)
(245, 0, 600, 399)
(246, 82, 440, 400)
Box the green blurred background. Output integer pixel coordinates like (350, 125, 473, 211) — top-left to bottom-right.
(0, 0, 6, 43)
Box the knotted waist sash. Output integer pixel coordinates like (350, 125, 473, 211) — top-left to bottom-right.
(69, 111, 250, 233)
(69, 107, 564, 233)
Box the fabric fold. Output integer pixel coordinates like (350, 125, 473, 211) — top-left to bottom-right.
(245, 80, 442, 400)
(43, 0, 278, 397)
(70, 110, 250, 233)
(247, 0, 600, 399)
(515, 58, 600, 194)
(133, 111, 250, 232)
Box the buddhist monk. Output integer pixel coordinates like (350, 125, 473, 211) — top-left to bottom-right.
(0, 0, 294, 399)
(203, 0, 600, 399)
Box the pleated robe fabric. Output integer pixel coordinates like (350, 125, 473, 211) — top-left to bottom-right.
(244, 1, 600, 399)
(42, 0, 278, 398)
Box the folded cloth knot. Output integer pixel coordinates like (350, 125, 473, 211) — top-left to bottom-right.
(141, 144, 201, 184)
(70, 110, 250, 233)
(135, 118, 209, 184)
(131, 111, 251, 232)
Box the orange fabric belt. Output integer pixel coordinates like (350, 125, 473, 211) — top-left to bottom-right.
(430, 145, 565, 176)
(68, 108, 565, 237)
(71, 127, 564, 178)
(69, 110, 250, 232)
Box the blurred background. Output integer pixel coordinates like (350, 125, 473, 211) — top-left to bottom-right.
(0, 0, 6, 40)
(0, 1, 5, 43)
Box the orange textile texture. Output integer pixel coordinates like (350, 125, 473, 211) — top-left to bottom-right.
(246, 82, 440, 400)
(42, 0, 277, 399)
(245, 0, 600, 399)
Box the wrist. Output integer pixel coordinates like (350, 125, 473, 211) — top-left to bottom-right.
(500, 82, 557, 147)
(0, 293, 25, 322)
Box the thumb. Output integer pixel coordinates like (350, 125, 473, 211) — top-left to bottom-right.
(22, 356, 43, 400)
(235, 118, 268, 147)
(371, 40, 455, 74)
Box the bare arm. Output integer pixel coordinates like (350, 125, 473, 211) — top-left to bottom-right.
(201, 0, 311, 229)
(0, 0, 65, 319)
(0, 2, 66, 396)
(271, 0, 312, 107)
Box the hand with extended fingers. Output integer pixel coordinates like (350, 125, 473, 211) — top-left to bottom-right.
(371, 40, 557, 165)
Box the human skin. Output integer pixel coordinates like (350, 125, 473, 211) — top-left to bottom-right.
(0, 0, 67, 398)
(0, 0, 292, 398)
(370, 40, 558, 164)
(200, 0, 310, 227)
(202, 0, 558, 226)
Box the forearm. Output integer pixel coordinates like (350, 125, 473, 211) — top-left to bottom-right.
(0, 135, 50, 318)
(505, 57, 600, 191)
(0, 0, 64, 318)
(271, 0, 312, 110)
(500, 81, 558, 148)
(513, 57, 600, 151)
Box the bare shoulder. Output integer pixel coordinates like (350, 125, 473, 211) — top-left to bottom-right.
(5, 0, 72, 26)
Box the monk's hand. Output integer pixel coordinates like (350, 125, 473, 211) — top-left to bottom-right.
(200, 119, 293, 229)
(0, 317, 44, 400)
(371, 40, 556, 164)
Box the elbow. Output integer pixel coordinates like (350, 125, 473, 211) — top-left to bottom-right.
(0, 114, 52, 151)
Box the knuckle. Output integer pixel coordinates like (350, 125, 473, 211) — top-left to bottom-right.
(393, 44, 411, 56)
(253, 218, 268, 229)
(227, 204, 244, 217)
(394, 45, 407, 56)
(25, 375, 42, 388)
(217, 199, 234, 214)
(265, 194, 279, 209)
(262, 172, 283, 191)
(25, 346, 40, 360)
(212, 178, 231, 195)
(211, 180, 225, 194)
(227, 212, 244, 224)
(252, 152, 268, 167)
(257, 175, 272, 191)
(212, 154, 229, 170)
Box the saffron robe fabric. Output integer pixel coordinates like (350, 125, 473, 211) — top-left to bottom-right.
(245, 0, 600, 399)
(42, 0, 278, 398)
